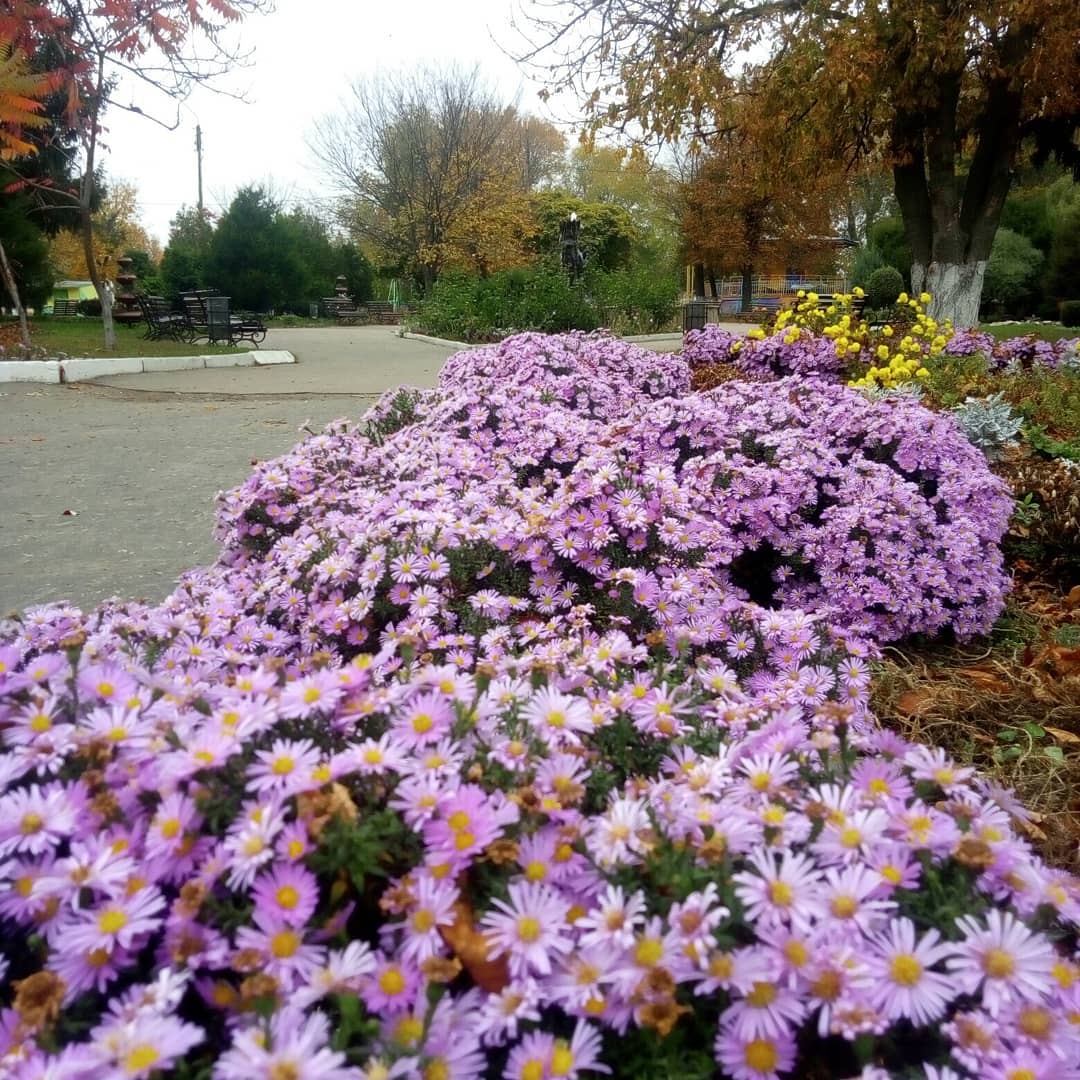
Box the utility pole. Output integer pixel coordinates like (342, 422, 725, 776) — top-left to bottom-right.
(195, 124, 204, 212)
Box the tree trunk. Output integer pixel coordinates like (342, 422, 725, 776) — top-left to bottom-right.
(911, 261, 987, 329)
(0, 238, 32, 350)
(80, 55, 116, 349)
(740, 267, 753, 313)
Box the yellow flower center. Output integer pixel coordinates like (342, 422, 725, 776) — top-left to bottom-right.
(709, 952, 734, 979)
(783, 940, 808, 966)
(831, 895, 858, 918)
(768, 881, 793, 907)
(517, 917, 541, 943)
(379, 967, 406, 995)
(272, 756, 295, 775)
(983, 948, 1016, 979)
(547, 710, 565, 728)
(522, 1062, 545, 1080)
(811, 969, 842, 1001)
(1018, 1007, 1053, 1040)
(160, 818, 181, 839)
(454, 831, 475, 851)
(890, 954, 922, 986)
(396, 1017, 424, 1045)
(525, 861, 547, 882)
(412, 713, 433, 734)
(20, 813, 43, 835)
(746, 981, 777, 1007)
(551, 1043, 574, 1076)
(839, 827, 862, 848)
(413, 909, 436, 933)
(276, 885, 300, 910)
(448, 811, 470, 831)
(270, 930, 300, 958)
(97, 681, 115, 697)
(303, 687, 322, 704)
(123, 1046, 160, 1073)
(744, 1039, 779, 1072)
(29, 714, 51, 733)
(99, 909, 128, 935)
(634, 938, 663, 967)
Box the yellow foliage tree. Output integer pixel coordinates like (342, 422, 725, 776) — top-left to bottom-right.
(48, 181, 159, 281)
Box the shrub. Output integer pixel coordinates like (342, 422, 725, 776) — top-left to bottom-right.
(1061, 300, 1080, 327)
(981, 228, 1044, 319)
(849, 242, 885, 288)
(865, 266, 905, 311)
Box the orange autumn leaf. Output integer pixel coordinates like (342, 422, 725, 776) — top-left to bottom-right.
(438, 901, 509, 994)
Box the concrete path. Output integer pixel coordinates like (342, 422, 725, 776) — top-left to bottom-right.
(0, 382, 370, 614)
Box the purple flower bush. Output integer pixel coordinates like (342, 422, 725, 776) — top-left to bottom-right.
(945, 329, 1080, 370)
(438, 331, 691, 419)
(684, 325, 851, 380)
(681, 325, 742, 370)
(0, 331, 1065, 1079)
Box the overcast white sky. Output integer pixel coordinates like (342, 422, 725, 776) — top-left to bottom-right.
(103, 0, 567, 244)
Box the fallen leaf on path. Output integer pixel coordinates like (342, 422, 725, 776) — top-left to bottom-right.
(60, 509, 78, 517)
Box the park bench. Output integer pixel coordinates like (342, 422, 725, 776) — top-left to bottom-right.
(51, 299, 80, 317)
(180, 290, 266, 347)
(321, 297, 410, 325)
(138, 295, 190, 342)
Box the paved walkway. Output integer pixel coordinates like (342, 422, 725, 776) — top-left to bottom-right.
(1, 324, 748, 614)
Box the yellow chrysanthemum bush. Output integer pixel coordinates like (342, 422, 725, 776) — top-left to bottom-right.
(846, 291, 955, 391)
(686, 289, 955, 387)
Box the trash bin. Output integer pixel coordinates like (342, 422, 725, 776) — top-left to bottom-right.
(207, 295, 231, 343)
(683, 300, 707, 332)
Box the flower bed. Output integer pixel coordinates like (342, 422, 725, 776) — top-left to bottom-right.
(0, 331, 1076, 1079)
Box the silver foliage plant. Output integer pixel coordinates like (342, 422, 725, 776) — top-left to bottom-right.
(953, 391, 1024, 460)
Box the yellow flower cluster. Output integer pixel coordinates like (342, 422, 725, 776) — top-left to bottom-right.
(756, 287, 952, 390)
(848, 292, 952, 390)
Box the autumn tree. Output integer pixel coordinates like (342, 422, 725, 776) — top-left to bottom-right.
(311, 67, 561, 291)
(2, 0, 273, 346)
(48, 180, 158, 280)
(0, 39, 52, 345)
(683, 118, 845, 310)
(515, 0, 1080, 327)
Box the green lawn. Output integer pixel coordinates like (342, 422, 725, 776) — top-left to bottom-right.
(15, 317, 244, 358)
(980, 322, 1078, 342)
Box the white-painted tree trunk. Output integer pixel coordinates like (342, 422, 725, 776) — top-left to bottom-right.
(911, 260, 987, 329)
